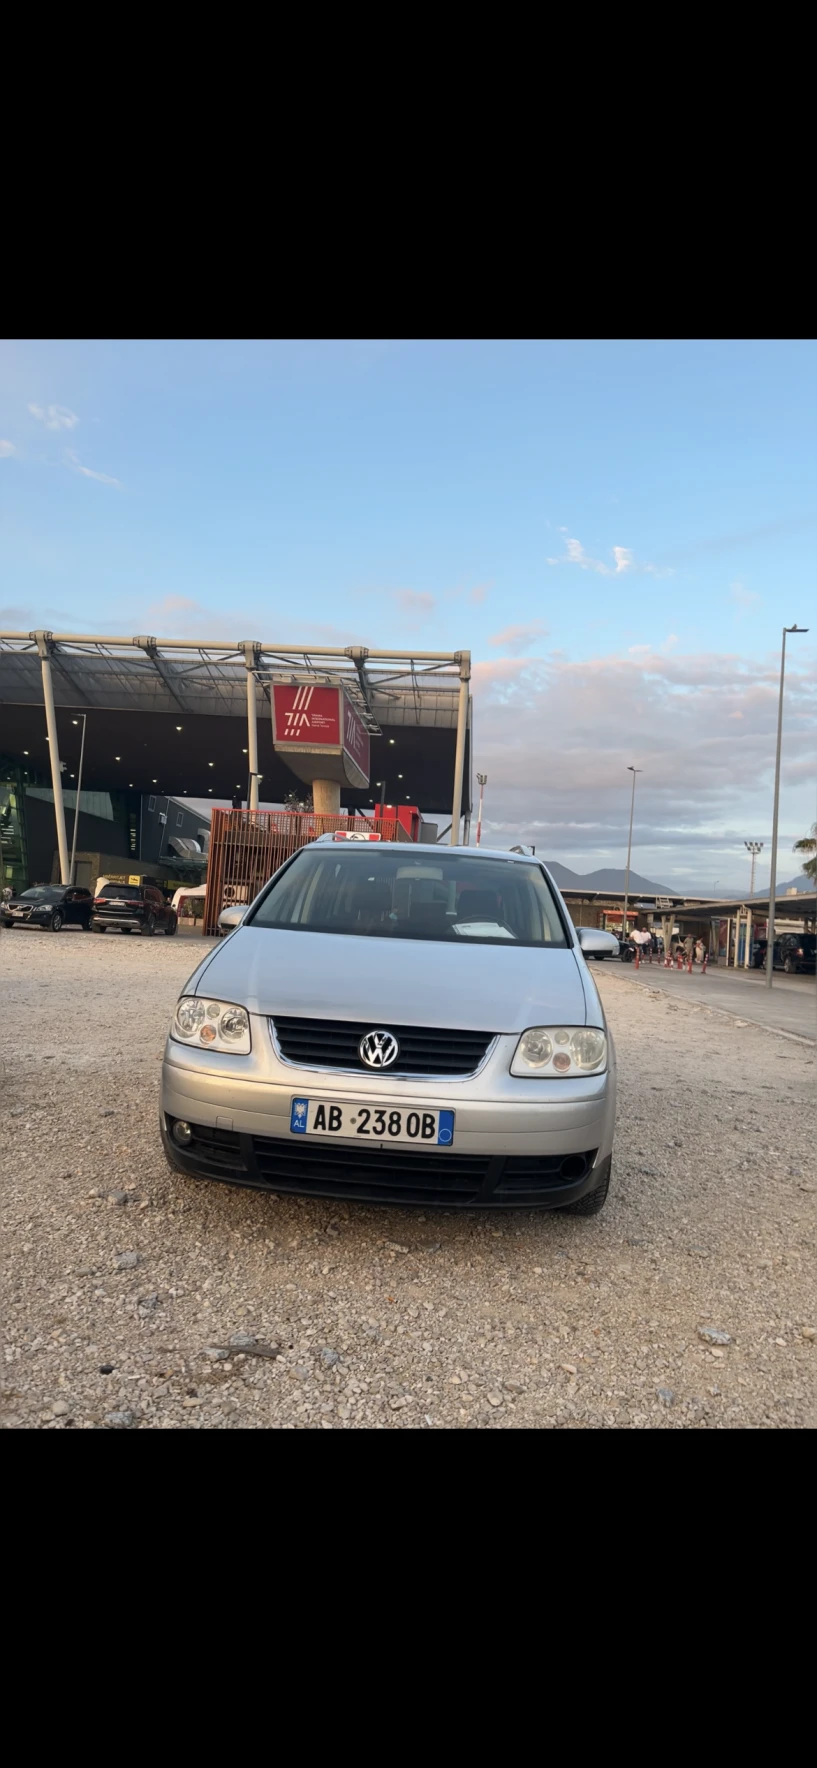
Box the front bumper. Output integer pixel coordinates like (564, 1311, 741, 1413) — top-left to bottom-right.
(160, 1021, 616, 1209)
(91, 915, 144, 930)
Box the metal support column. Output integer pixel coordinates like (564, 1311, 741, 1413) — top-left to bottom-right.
(450, 652, 471, 846)
(68, 712, 87, 885)
(35, 631, 70, 883)
(744, 906, 753, 969)
(242, 642, 261, 812)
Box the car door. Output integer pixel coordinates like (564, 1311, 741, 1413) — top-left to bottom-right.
(146, 885, 164, 927)
(63, 890, 80, 924)
(72, 887, 91, 925)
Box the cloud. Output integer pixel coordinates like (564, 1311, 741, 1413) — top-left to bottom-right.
(392, 590, 435, 620)
(0, 440, 17, 458)
(488, 621, 549, 653)
(134, 594, 362, 647)
(28, 403, 79, 431)
(547, 534, 670, 577)
(627, 634, 679, 659)
(65, 447, 121, 487)
(0, 604, 35, 626)
(445, 583, 490, 605)
(470, 642, 816, 885)
(730, 580, 761, 614)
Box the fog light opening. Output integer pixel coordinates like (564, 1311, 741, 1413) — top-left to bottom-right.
(560, 1154, 587, 1180)
(172, 1120, 193, 1147)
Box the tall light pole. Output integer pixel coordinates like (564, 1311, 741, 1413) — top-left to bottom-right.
(744, 840, 763, 898)
(766, 625, 808, 988)
(476, 773, 487, 846)
(621, 765, 642, 941)
(68, 713, 87, 886)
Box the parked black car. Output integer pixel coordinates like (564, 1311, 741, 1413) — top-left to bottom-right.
(752, 933, 815, 974)
(90, 881, 178, 935)
(1, 884, 94, 931)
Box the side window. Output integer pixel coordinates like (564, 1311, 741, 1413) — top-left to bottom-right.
(148, 795, 156, 812)
(176, 810, 184, 827)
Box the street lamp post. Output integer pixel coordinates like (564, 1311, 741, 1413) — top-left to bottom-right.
(621, 765, 641, 943)
(476, 773, 487, 846)
(744, 840, 763, 898)
(766, 625, 808, 989)
(68, 713, 87, 886)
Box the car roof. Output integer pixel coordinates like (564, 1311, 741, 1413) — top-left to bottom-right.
(310, 839, 546, 865)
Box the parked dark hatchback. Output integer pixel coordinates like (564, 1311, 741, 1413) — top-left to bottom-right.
(1, 885, 93, 931)
(90, 882, 178, 936)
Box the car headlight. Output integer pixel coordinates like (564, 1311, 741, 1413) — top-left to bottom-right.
(511, 1026, 607, 1076)
(171, 996, 251, 1054)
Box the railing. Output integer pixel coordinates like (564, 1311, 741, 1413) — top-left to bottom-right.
(202, 809, 410, 935)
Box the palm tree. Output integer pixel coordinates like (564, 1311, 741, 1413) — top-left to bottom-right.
(792, 822, 817, 883)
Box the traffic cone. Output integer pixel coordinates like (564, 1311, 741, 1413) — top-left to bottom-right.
(676, 950, 684, 970)
(687, 954, 693, 973)
(635, 943, 640, 969)
(702, 951, 708, 973)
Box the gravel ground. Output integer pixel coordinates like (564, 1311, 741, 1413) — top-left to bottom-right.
(1, 928, 815, 1429)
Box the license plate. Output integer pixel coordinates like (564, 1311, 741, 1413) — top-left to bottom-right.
(290, 1097, 454, 1146)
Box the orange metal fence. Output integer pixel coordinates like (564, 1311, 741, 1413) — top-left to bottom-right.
(202, 810, 410, 935)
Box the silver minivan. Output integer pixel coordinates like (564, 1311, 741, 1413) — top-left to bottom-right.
(160, 843, 617, 1212)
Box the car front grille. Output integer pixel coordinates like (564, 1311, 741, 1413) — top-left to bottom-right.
(271, 1016, 494, 1077)
(167, 1118, 598, 1207)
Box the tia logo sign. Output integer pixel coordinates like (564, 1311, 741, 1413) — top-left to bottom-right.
(280, 683, 335, 735)
(345, 699, 367, 764)
(271, 682, 370, 790)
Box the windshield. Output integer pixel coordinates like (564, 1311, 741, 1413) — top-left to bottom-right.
(20, 886, 64, 901)
(97, 885, 142, 900)
(249, 850, 569, 946)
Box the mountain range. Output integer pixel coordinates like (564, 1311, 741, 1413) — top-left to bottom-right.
(541, 861, 812, 899)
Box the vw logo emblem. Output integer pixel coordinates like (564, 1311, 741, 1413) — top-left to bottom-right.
(359, 1029, 400, 1069)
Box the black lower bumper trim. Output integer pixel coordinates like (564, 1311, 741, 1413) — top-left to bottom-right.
(162, 1117, 606, 1210)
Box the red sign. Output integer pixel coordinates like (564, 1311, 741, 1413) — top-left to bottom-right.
(273, 684, 340, 747)
(342, 694, 370, 782)
(271, 682, 370, 791)
(332, 831, 381, 841)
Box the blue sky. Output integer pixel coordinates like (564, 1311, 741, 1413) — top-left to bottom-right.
(1, 339, 815, 890)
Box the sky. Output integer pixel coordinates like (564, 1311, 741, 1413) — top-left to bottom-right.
(1, 338, 815, 893)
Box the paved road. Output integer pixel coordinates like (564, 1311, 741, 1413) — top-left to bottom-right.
(600, 957, 816, 1041)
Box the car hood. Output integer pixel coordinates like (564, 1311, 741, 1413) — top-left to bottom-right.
(196, 928, 591, 1032)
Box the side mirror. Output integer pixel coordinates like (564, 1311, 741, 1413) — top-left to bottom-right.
(218, 906, 246, 933)
(577, 928, 620, 957)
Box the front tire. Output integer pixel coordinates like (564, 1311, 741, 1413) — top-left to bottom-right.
(51, 911, 64, 932)
(165, 914, 178, 935)
(783, 957, 793, 974)
(560, 1159, 611, 1216)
